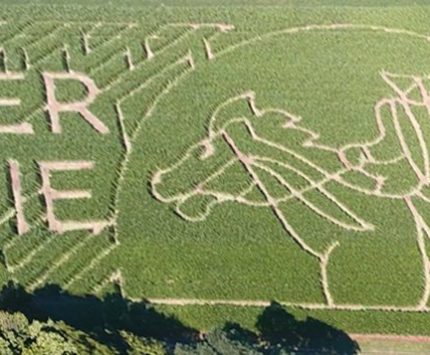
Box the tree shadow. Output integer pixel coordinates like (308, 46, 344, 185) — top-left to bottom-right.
(0, 281, 198, 353)
(0, 283, 359, 354)
(256, 301, 360, 354)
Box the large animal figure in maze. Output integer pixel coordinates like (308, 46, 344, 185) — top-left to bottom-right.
(151, 73, 430, 309)
(151, 91, 373, 306)
(139, 25, 430, 308)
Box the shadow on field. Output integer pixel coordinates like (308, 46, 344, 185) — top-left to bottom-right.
(0, 282, 359, 354)
(256, 301, 360, 354)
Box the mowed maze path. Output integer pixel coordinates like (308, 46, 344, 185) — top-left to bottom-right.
(0, 14, 239, 296)
(2, 4, 430, 336)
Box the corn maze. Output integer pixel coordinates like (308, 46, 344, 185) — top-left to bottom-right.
(2, 4, 430, 335)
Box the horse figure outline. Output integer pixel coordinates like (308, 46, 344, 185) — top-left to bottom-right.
(151, 71, 430, 308)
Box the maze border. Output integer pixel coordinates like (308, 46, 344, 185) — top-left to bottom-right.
(1, 19, 430, 314)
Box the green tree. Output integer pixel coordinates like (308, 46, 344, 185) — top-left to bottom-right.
(0, 311, 112, 354)
(175, 328, 262, 355)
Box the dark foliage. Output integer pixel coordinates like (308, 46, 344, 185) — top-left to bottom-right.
(0, 283, 359, 354)
(0, 282, 196, 353)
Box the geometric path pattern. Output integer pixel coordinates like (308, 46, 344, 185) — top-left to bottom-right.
(2, 16, 430, 317)
(0, 19, 233, 295)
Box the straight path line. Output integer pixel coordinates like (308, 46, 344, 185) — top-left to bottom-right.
(146, 297, 430, 312)
(351, 333, 430, 343)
